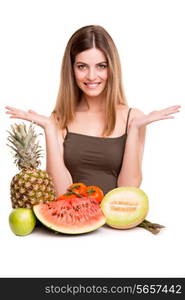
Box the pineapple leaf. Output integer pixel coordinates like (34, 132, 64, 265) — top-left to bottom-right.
(7, 123, 43, 170)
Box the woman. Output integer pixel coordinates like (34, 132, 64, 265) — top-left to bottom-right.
(5, 25, 180, 197)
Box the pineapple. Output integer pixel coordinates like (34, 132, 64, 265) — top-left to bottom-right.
(7, 123, 56, 208)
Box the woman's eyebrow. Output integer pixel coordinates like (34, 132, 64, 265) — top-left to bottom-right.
(75, 61, 107, 64)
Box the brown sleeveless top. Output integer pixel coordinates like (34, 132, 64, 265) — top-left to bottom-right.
(63, 108, 132, 195)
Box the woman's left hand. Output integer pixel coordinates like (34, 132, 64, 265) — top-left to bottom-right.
(130, 105, 181, 129)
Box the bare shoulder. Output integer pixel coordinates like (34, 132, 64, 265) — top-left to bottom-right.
(130, 107, 145, 119)
(117, 105, 144, 116)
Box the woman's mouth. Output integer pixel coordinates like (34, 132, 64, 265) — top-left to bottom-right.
(84, 82, 101, 89)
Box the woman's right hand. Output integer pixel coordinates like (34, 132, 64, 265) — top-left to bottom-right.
(5, 106, 54, 130)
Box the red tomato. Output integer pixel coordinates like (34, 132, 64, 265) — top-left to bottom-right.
(56, 193, 78, 201)
(67, 183, 87, 196)
(86, 186, 104, 203)
(57, 183, 104, 203)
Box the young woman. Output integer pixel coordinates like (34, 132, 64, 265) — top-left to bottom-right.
(5, 25, 180, 197)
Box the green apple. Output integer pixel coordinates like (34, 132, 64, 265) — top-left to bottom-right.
(9, 208, 36, 236)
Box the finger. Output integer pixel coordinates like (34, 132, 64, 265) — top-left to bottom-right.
(164, 109, 180, 116)
(5, 107, 17, 113)
(166, 105, 181, 109)
(167, 106, 181, 112)
(9, 114, 33, 122)
(27, 109, 37, 114)
(5, 109, 23, 114)
(6, 111, 17, 115)
(5, 106, 17, 110)
(163, 116, 175, 119)
(5, 107, 27, 115)
(155, 116, 175, 121)
(5, 106, 24, 112)
(168, 105, 181, 109)
(160, 107, 180, 116)
(161, 105, 181, 113)
(6, 111, 23, 115)
(9, 115, 29, 121)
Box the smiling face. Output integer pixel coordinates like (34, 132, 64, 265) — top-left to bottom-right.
(73, 47, 108, 98)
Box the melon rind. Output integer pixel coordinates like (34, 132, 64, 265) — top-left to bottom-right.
(33, 202, 106, 234)
(100, 187, 149, 229)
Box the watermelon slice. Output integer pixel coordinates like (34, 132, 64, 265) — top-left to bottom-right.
(33, 197, 106, 234)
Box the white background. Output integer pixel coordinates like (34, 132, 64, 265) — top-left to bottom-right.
(0, 0, 184, 278)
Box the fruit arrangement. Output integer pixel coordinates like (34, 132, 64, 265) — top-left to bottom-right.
(8, 181, 164, 235)
(7, 123, 164, 236)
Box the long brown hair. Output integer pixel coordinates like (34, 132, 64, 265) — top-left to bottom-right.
(52, 25, 127, 136)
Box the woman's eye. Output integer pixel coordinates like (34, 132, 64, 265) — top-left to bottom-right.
(77, 65, 86, 70)
(76, 64, 107, 70)
(98, 64, 107, 69)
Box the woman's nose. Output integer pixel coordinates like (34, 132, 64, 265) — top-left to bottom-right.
(87, 67, 97, 81)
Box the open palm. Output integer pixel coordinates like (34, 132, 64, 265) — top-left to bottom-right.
(5, 106, 53, 129)
(132, 105, 181, 129)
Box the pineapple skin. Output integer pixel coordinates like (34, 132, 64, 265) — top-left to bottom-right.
(10, 169, 56, 208)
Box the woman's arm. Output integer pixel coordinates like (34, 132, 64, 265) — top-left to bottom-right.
(117, 105, 180, 188)
(5, 106, 73, 196)
(45, 123, 73, 195)
(117, 109, 146, 187)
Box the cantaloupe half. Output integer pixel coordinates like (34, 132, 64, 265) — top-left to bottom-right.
(100, 187, 149, 229)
